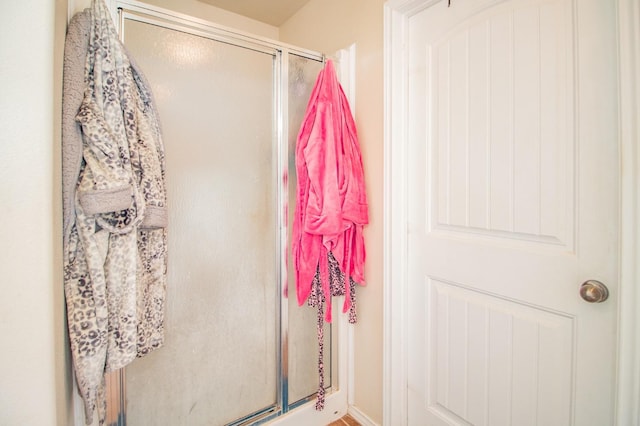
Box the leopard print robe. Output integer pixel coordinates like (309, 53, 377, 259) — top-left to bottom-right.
(63, 1, 167, 424)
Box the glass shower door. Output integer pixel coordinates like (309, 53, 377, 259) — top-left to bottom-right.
(286, 53, 331, 406)
(110, 2, 337, 426)
(116, 7, 333, 425)
(123, 18, 278, 426)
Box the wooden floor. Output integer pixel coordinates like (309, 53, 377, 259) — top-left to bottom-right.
(326, 414, 361, 426)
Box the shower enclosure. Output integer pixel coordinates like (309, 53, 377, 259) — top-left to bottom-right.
(95, 1, 350, 425)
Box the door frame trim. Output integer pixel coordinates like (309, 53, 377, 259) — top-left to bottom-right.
(383, 2, 422, 424)
(382, 0, 640, 424)
(614, 0, 640, 423)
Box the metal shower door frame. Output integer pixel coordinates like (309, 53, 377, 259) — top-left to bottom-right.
(103, 1, 332, 424)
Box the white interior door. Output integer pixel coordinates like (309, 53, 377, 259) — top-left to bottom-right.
(404, 0, 619, 425)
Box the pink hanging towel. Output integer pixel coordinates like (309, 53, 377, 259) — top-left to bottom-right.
(291, 59, 369, 410)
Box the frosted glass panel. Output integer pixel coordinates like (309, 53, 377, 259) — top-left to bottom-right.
(287, 53, 331, 404)
(122, 20, 277, 425)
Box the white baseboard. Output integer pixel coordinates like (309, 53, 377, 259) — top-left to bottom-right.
(348, 406, 380, 426)
(268, 389, 347, 426)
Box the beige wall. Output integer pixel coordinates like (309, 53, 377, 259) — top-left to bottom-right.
(280, 2, 385, 423)
(0, 0, 69, 425)
(137, 0, 279, 38)
(70, 0, 279, 39)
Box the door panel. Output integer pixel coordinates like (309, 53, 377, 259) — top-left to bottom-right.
(122, 19, 278, 425)
(406, 0, 619, 424)
(420, 278, 573, 425)
(427, 0, 573, 248)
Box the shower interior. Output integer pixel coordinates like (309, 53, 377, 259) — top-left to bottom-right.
(100, 2, 347, 425)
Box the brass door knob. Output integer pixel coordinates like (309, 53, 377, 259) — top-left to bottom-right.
(580, 280, 609, 303)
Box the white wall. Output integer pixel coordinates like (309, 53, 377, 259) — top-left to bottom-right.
(280, 2, 385, 424)
(0, 0, 68, 425)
